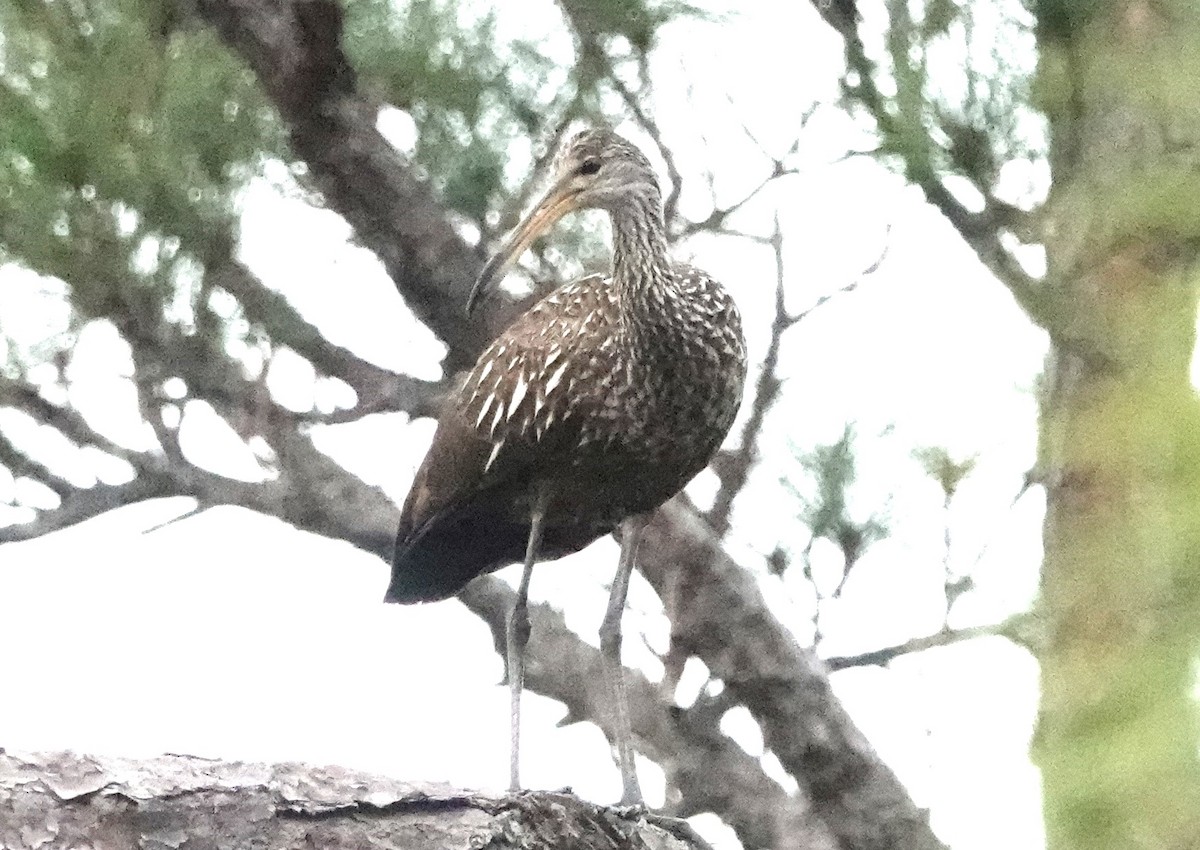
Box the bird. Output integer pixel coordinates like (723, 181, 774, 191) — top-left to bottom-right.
(385, 128, 747, 805)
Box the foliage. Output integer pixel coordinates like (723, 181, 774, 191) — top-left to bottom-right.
(856, 0, 1044, 204)
(785, 424, 890, 579)
(0, 0, 280, 382)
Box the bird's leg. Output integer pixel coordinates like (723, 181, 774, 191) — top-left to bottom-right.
(508, 494, 547, 793)
(600, 514, 647, 807)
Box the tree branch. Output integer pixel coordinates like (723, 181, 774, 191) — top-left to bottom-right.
(641, 497, 946, 850)
(707, 219, 875, 537)
(0, 750, 708, 849)
(824, 616, 1033, 671)
(208, 253, 446, 420)
(707, 214, 788, 536)
(193, 0, 510, 370)
(0, 477, 173, 543)
(0, 431, 74, 501)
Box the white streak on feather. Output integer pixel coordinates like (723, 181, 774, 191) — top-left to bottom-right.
(484, 440, 503, 474)
(475, 395, 495, 430)
(507, 372, 529, 420)
(489, 399, 505, 437)
(544, 361, 569, 397)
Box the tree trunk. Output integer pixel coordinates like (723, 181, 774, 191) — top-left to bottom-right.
(1034, 3, 1200, 849)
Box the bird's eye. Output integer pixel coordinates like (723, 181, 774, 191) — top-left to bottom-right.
(578, 158, 602, 176)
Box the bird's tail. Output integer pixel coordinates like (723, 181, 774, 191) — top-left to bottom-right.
(385, 503, 530, 603)
(385, 499, 608, 603)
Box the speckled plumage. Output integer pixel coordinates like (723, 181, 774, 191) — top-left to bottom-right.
(387, 130, 747, 604)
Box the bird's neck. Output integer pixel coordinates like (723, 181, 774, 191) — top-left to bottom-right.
(609, 193, 677, 325)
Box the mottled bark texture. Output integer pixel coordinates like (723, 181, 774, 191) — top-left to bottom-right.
(1033, 2, 1200, 849)
(0, 751, 699, 849)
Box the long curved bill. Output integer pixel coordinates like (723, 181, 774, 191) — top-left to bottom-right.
(466, 179, 581, 316)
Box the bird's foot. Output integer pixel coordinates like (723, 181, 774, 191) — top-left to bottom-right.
(611, 801, 647, 819)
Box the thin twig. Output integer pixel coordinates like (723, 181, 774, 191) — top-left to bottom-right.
(824, 614, 1034, 670)
(674, 162, 790, 242)
(140, 502, 212, 535)
(706, 219, 886, 534)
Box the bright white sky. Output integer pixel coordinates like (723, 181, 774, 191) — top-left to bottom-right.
(0, 2, 1057, 848)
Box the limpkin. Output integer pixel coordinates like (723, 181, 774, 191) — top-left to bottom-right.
(386, 128, 746, 804)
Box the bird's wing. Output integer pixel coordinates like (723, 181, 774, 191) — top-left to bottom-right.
(390, 277, 613, 596)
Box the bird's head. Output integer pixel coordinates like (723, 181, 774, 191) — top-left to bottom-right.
(467, 129, 661, 315)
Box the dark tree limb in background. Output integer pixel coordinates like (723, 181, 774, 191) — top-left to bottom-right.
(641, 499, 941, 850)
(194, 0, 506, 371)
(206, 245, 447, 422)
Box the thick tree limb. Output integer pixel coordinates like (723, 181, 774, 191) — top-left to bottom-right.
(193, 0, 505, 370)
(208, 252, 446, 420)
(0, 750, 704, 850)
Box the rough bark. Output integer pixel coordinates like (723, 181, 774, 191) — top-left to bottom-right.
(1032, 2, 1200, 849)
(0, 750, 703, 849)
